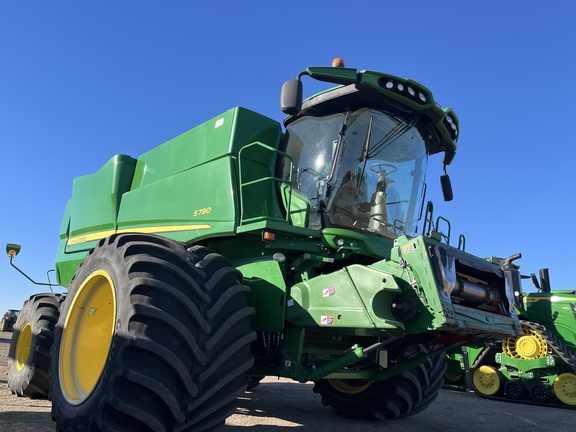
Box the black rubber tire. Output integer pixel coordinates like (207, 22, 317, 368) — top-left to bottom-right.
(50, 233, 255, 432)
(7, 293, 62, 398)
(313, 352, 446, 420)
(0, 318, 8, 332)
(246, 375, 265, 390)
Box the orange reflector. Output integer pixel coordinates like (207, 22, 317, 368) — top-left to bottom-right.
(263, 231, 276, 241)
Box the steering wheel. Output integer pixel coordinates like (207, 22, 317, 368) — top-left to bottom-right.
(369, 163, 397, 175)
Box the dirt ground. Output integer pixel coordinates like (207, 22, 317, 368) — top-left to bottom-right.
(2, 331, 576, 432)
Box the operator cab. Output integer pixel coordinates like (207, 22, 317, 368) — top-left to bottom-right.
(280, 60, 458, 240)
(282, 108, 427, 239)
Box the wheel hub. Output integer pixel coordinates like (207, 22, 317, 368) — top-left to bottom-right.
(554, 373, 576, 406)
(502, 325, 549, 359)
(60, 270, 116, 405)
(472, 365, 501, 396)
(328, 379, 373, 394)
(15, 322, 32, 371)
(516, 336, 540, 359)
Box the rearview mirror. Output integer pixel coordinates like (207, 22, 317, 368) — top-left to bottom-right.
(440, 174, 453, 202)
(280, 79, 303, 115)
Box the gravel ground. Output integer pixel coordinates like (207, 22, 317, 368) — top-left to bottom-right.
(2, 331, 576, 431)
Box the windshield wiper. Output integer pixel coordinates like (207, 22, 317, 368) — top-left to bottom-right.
(366, 115, 421, 158)
(326, 112, 351, 196)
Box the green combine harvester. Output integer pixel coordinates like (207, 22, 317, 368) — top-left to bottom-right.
(445, 268, 576, 407)
(7, 59, 525, 431)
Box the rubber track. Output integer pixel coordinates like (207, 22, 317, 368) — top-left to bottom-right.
(463, 320, 576, 409)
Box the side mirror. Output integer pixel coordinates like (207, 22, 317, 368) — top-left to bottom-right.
(440, 174, 453, 202)
(280, 79, 303, 115)
(6, 243, 21, 258)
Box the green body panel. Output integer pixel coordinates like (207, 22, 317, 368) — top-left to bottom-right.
(495, 352, 561, 392)
(287, 263, 404, 332)
(117, 157, 237, 234)
(55, 107, 283, 287)
(68, 155, 137, 240)
(497, 351, 556, 374)
(321, 228, 394, 259)
(523, 291, 576, 349)
(238, 260, 287, 332)
(282, 189, 309, 228)
(131, 108, 281, 189)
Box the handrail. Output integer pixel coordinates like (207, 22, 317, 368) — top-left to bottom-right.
(238, 142, 294, 225)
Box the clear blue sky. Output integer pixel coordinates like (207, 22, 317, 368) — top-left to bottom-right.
(1, 1, 575, 314)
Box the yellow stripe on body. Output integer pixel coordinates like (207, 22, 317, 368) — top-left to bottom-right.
(66, 224, 212, 246)
(524, 296, 575, 303)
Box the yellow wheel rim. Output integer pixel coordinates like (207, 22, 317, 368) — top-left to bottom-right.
(502, 325, 549, 359)
(328, 379, 373, 394)
(553, 373, 576, 406)
(15, 322, 32, 371)
(60, 270, 116, 405)
(444, 372, 463, 383)
(472, 365, 501, 396)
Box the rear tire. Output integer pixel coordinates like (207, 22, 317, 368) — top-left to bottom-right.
(7, 293, 62, 398)
(0, 318, 8, 332)
(246, 375, 265, 390)
(50, 234, 255, 432)
(313, 352, 446, 420)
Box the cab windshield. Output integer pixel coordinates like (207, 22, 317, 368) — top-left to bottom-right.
(283, 108, 428, 239)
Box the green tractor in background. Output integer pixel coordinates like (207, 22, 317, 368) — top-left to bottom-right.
(1, 309, 20, 332)
(8, 59, 526, 431)
(444, 267, 576, 407)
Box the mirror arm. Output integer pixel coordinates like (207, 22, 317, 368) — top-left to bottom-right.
(9, 256, 58, 291)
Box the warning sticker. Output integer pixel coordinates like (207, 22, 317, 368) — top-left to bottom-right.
(402, 243, 416, 255)
(323, 286, 336, 298)
(320, 315, 334, 325)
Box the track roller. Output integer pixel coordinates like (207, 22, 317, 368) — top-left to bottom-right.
(553, 373, 576, 406)
(529, 383, 550, 403)
(472, 365, 501, 396)
(504, 381, 524, 400)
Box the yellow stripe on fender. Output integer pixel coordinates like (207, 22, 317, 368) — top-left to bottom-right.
(524, 296, 575, 303)
(66, 224, 212, 246)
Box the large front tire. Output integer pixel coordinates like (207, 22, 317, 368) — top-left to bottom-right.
(313, 352, 446, 420)
(50, 234, 255, 432)
(7, 293, 62, 398)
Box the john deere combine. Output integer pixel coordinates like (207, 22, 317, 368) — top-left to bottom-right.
(445, 268, 576, 407)
(8, 59, 526, 431)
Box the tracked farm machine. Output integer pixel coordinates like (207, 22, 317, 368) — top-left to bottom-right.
(445, 268, 576, 407)
(8, 59, 525, 431)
